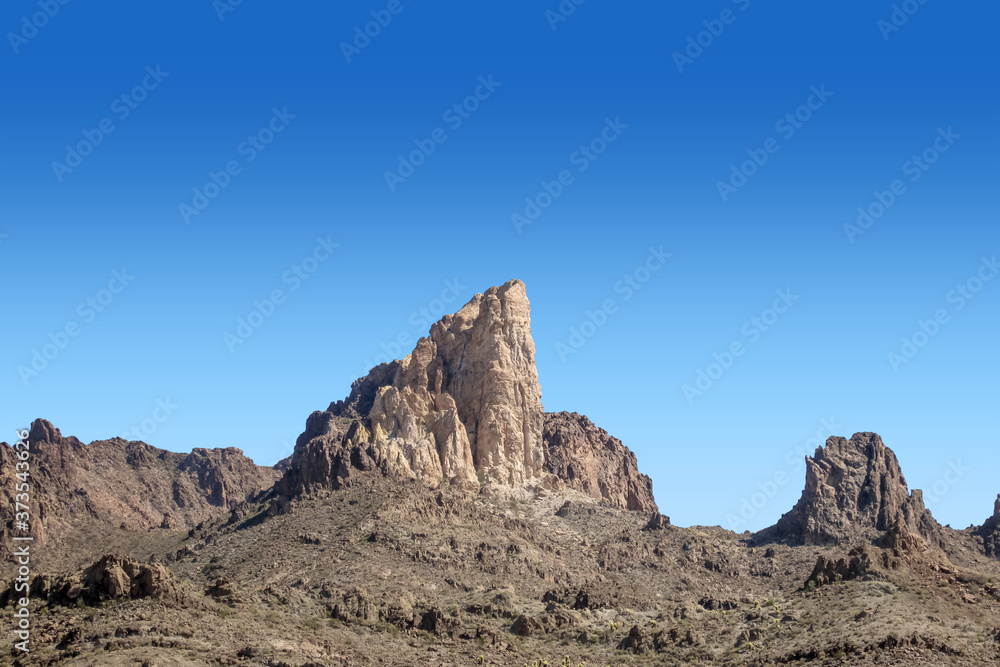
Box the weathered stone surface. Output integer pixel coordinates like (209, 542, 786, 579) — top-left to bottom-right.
(282, 282, 544, 494)
(510, 613, 540, 636)
(275, 413, 378, 498)
(879, 515, 927, 554)
(756, 432, 939, 546)
(543, 411, 657, 512)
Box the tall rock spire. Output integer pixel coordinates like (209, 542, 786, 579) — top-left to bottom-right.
(756, 432, 939, 546)
(279, 279, 658, 513)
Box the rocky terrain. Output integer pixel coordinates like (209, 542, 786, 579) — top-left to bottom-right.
(2, 280, 999, 666)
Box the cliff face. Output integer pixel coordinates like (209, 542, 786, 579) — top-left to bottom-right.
(980, 494, 1000, 558)
(542, 412, 657, 513)
(757, 432, 939, 546)
(278, 280, 657, 513)
(373, 279, 545, 487)
(0, 419, 280, 551)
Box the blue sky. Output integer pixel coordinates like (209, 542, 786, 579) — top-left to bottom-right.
(2, 0, 998, 531)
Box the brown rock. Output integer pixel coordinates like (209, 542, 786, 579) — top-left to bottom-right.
(382, 280, 544, 487)
(804, 547, 878, 589)
(879, 514, 926, 554)
(542, 411, 658, 512)
(47, 554, 185, 605)
(618, 624, 648, 653)
(979, 494, 1000, 558)
(554, 500, 595, 518)
(279, 281, 548, 498)
(643, 512, 670, 531)
(205, 578, 236, 597)
(510, 614, 540, 636)
(757, 432, 939, 546)
(279, 280, 662, 513)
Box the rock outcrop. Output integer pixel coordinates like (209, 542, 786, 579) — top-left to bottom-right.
(756, 433, 939, 546)
(282, 281, 544, 496)
(643, 511, 671, 531)
(804, 547, 877, 589)
(804, 517, 928, 590)
(45, 554, 186, 606)
(279, 280, 656, 510)
(0, 419, 280, 551)
(980, 494, 1000, 558)
(542, 411, 657, 512)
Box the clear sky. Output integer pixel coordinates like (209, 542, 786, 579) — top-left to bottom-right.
(2, 1, 997, 532)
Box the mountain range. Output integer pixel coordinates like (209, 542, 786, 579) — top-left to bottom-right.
(2, 280, 998, 666)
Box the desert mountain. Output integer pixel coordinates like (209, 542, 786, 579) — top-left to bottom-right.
(755, 432, 941, 547)
(275, 279, 657, 513)
(0, 419, 279, 555)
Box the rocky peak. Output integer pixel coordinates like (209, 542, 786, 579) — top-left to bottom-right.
(542, 411, 657, 513)
(756, 432, 938, 546)
(282, 280, 546, 496)
(279, 281, 658, 512)
(382, 279, 544, 486)
(29, 418, 67, 446)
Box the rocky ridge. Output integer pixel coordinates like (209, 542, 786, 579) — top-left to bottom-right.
(0, 419, 280, 552)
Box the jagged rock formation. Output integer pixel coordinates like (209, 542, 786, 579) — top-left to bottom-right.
(804, 517, 930, 590)
(274, 411, 382, 501)
(278, 281, 657, 512)
(756, 433, 939, 546)
(542, 411, 657, 512)
(43, 554, 185, 606)
(0, 419, 280, 551)
(373, 279, 545, 487)
(980, 494, 1000, 557)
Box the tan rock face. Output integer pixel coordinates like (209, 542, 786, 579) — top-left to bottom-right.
(758, 432, 939, 546)
(387, 280, 544, 487)
(285, 280, 545, 494)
